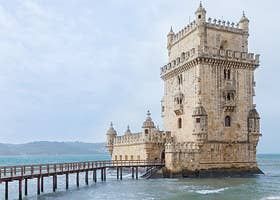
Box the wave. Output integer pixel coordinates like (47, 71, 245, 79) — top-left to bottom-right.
(262, 197, 280, 200)
(195, 187, 229, 194)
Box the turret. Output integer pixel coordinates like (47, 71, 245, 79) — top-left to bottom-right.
(238, 11, 249, 32)
(124, 125, 132, 135)
(167, 26, 175, 55)
(248, 105, 261, 145)
(192, 101, 208, 144)
(142, 110, 155, 134)
(106, 122, 117, 156)
(195, 2, 206, 24)
(195, 2, 207, 51)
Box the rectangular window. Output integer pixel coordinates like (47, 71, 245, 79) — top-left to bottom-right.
(196, 118, 201, 123)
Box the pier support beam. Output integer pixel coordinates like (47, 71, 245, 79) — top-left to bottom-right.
(66, 173, 69, 190)
(132, 167, 134, 179)
(41, 176, 44, 193)
(93, 169, 97, 182)
(5, 181, 8, 200)
(53, 175, 56, 192)
(104, 168, 106, 181)
(37, 177, 40, 195)
(117, 167, 119, 179)
(19, 179, 22, 200)
(136, 167, 138, 180)
(85, 171, 89, 185)
(24, 179, 28, 196)
(120, 167, 123, 180)
(76, 172, 79, 188)
(101, 169, 104, 181)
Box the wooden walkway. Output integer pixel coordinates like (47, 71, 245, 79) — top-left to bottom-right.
(0, 160, 164, 200)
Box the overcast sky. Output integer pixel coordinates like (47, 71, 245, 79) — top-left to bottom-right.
(0, 0, 278, 153)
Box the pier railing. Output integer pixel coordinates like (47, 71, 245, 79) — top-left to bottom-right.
(0, 160, 164, 181)
(0, 160, 164, 200)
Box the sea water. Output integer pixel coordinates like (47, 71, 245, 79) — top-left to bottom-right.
(0, 154, 279, 200)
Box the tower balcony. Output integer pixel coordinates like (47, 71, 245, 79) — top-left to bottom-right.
(174, 104, 184, 115)
(223, 100, 236, 112)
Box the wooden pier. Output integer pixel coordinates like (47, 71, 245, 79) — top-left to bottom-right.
(0, 160, 164, 200)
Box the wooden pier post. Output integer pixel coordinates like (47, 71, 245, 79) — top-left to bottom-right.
(66, 173, 69, 190)
(136, 167, 138, 180)
(94, 169, 97, 182)
(76, 172, 79, 187)
(19, 179, 22, 200)
(54, 175, 57, 190)
(132, 167, 134, 179)
(85, 171, 89, 185)
(117, 167, 119, 179)
(5, 181, 8, 200)
(37, 177, 40, 195)
(41, 176, 44, 193)
(53, 175, 56, 192)
(101, 169, 104, 181)
(24, 179, 28, 196)
(120, 167, 123, 180)
(104, 168, 106, 181)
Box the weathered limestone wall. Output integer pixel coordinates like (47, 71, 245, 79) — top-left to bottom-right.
(112, 143, 147, 161)
(169, 29, 199, 61)
(162, 66, 196, 142)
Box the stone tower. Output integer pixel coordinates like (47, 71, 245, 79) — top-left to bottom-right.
(161, 3, 262, 176)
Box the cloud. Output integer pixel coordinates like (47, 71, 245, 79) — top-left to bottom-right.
(0, 0, 278, 153)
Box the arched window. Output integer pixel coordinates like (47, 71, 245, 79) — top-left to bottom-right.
(225, 116, 231, 127)
(177, 74, 183, 85)
(178, 118, 182, 129)
(224, 69, 231, 80)
(145, 129, 149, 134)
(227, 69, 231, 80)
(227, 93, 231, 101)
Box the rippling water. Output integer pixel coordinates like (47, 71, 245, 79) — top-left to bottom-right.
(0, 154, 279, 200)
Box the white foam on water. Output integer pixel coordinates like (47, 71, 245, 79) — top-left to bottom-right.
(195, 187, 229, 194)
(262, 197, 280, 200)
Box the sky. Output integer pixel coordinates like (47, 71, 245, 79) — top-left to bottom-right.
(0, 0, 278, 153)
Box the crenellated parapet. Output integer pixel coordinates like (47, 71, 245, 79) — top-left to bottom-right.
(113, 130, 171, 146)
(206, 18, 243, 34)
(160, 47, 260, 78)
(114, 132, 144, 145)
(168, 20, 197, 47)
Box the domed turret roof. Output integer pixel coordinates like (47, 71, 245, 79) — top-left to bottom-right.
(195, 2, 206, 14)
(239, 11, 249, 23)
(248, 106, 260, 119)
(106, 122, 117, 136)
(142, 110, 155, 129)
(125, 125, 132, 135)
(192, 102, 207, 116)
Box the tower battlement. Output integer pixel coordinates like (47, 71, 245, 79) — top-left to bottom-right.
(160, 47, 260, 77)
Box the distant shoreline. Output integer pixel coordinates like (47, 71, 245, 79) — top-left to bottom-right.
(0, 141, 107, 156)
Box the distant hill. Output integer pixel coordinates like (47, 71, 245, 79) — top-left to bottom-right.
(0, 141, 107, 155)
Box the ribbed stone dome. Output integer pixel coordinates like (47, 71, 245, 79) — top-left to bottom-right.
(106, 122, 117, 135)
(195, 2, 206, 14)
(125, 125, 132, 135)
(142, 111, 155, 129)
(239, 12, 249, 23)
